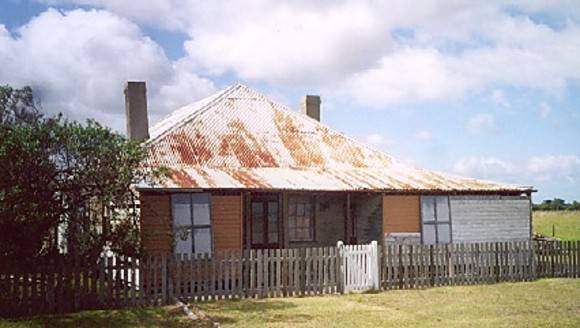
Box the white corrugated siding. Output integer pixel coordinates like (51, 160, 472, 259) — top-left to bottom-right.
(450, 195, 531, 242)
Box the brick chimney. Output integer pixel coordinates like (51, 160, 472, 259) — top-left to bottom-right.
(300, 95, 321, 121)
(124, 81, 149, 141)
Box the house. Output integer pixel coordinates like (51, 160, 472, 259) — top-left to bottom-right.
(124, 82, 535, 256)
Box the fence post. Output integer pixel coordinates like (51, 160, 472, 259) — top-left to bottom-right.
(531, 241, 538, 280)
(429, 245, 434, 287)
(161, 255, 168, 304)
(336, 241, 344, 294)
(446, 244, 453, 284)
(370, 241, 380, 290)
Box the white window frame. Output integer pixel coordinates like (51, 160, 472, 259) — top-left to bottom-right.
(420, 195, 452, 245)
(171, 193, 213, 254)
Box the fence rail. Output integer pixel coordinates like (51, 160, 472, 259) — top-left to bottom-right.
(0, 240, 578, 317)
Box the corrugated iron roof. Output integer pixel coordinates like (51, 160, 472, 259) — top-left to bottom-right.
(142, 84, 533, 193)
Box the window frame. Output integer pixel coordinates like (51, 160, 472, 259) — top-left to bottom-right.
(420, 195, 452, 245)
(171, 193, 213, 255)
(249, 193, 280, 248)
(287, 194, 316, 242)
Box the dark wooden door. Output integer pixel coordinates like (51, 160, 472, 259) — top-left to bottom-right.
(250, 194, 280, 249)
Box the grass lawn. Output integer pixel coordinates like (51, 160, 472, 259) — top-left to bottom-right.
(200, 279, 580, 328)
(533, 211, 580, 240)
(2, 280, 578, 328)
(0, 305, 212, 328)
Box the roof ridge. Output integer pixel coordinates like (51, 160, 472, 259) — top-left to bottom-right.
(264, 91, 400, 166)
(150, 83, 404, 169)
(147, 84, 242, 144)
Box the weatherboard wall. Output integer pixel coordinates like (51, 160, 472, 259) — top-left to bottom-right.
(211, 193, 243, 251)
(140, 193, 172, 255)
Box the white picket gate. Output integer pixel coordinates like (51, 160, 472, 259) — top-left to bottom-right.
(337, 241, 380, 292)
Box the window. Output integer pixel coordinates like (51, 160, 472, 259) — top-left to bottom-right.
(288, 195, 314, 241)
(250, 195, 279, 248)
(421, 196, 451, 244)
(172, 193, 212, 254)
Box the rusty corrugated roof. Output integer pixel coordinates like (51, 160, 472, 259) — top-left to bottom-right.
(141, 84, 533, 192)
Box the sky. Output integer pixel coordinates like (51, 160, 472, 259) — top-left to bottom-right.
(0, 1, 579, 202)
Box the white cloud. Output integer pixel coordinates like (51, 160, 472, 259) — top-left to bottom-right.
(527, 155, 580, 182)
(414, 130, 432, 141)
(467, 113, 497, 135)
(40, 0, 189, 30)
(44, 1, 580, 107)
(0, 8, 215, 132)
(539, 102, 552, 119)
(339, 48, 467, 106)
(491, 89, 510, 108)
(183, 2, 391, 85)
(453, 154, 580, 184)
(453, 156, 516, 180)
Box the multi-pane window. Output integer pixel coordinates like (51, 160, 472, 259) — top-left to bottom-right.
(172, 193, 212, 254)
(251, 197, 279, 247)
(421, 196, 451, 244)
(288, 195, 314, 242)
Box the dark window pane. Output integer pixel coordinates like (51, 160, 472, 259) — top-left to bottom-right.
(268, 203, 278, 244)
(269, 231, 278, 243)
(268, 201, 278, 216)
(287, 195, 314, 242)
(305, 203, 312, 217)
(252, 202, 264, 244)
(297, 203, 305, 216)
(252, 202, 263, 218)
(288, 201, 296, 216)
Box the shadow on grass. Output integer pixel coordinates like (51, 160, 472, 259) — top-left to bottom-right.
(3, 306, 199, 328)
(200, 298, 312, 325)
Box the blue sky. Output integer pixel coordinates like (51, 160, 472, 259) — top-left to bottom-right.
(1, 1, 579, 202)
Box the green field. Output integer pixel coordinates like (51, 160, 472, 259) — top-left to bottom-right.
(199, 279, 580, 328)
(533, 211, 580, 240)
(4, 279, 578, 328)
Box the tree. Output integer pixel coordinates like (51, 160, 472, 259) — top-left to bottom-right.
(0, 85, 165, 264)
(532, 198, 580, 211)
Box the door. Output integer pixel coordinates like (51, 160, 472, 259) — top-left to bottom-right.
(250, 194, 280, 249)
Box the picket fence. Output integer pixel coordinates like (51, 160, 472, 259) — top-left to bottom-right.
(0, 240, 578, 317)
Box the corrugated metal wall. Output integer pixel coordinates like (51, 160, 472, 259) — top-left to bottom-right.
(449, 195, 531, 242)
